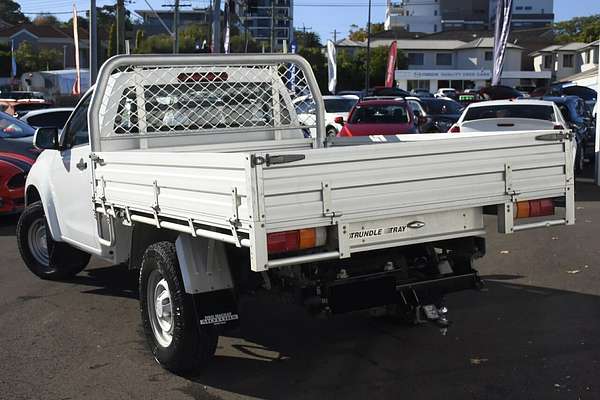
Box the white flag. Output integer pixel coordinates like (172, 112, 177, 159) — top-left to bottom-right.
(327, 40, 337, 94)
(492, 0, 513, 86)
(72, 2, 81, 95)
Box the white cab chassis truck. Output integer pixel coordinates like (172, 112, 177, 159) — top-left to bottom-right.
(17, 55, 575, 373)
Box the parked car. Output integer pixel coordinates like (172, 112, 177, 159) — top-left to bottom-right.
(434, 88, 458, 99)
(0, 99, 54, 118)
(20, 108, 75, 130)
(336, 98, 418, 136)
(0, 140, 39, 215)
(0, 90, 46, 101)
(515, 85, 536, 97)
(0, 111, 36, 142)
(363, 86, 411, 98)
(404, 97, 429, 132)
(450, 100, 567, 133)
(410, 88, 433, 98)
(540, 95, 596, 171)
(294, 95, 358, 137)
(479, 85, 523, 101)
(417, 97, 464, 133)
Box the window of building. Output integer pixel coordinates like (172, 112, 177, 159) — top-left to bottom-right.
(543, 55, 553, 69)
(436, 53, 452, 65)
(563, 54, 574, 68)
(434, 24, 437, 32)
(516, 6, 523, 10)
(485, 51, 493, 61)
(407, 80, 430, 91)
(434, 10, 438, 16)
(408, 53, 424, 65)
(524, 6, 532, 10)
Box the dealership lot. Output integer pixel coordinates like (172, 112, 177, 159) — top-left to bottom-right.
(0, 178, 599, 400)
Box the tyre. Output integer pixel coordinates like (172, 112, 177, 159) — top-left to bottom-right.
(17, 201, 90, 280)
(139, 241, 218, 373)
(575, 146, 585, 173)
(326, 126, 338, 138)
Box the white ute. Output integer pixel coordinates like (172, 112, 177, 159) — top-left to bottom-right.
(18, 55, 575, 373)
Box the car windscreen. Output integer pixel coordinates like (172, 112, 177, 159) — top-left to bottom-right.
(324, 98, 357, 113)
(0, 112, 36, 138)
(349, 104, 409, 124)
(422, 100, 462, 115)
(463, 105, 555, 122)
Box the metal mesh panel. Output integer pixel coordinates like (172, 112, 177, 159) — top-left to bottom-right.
(97, 61, 319, 140)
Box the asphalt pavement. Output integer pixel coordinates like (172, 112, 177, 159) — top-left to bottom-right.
(1, 178, 600, 400)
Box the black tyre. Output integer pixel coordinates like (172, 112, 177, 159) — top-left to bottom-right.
(17, 201, 90, 280)
(139, 241, 218, 373)
(326, 126, 338, 138)
(575, 146, 585, 173)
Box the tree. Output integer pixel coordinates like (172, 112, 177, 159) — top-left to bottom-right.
(555, 15, 600, 44)
(348, 23, 385, 42)
(0, 0, 29, 25)
(15, 41, 39, 72)
(108, 23, 117, 57)
(295, 30, 322, 48)
(33, 14, 60, 26)
(135, 29, 145, 49)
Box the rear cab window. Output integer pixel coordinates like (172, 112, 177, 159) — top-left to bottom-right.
(350, 104, 410, 124)
(464, 105, 555, 122)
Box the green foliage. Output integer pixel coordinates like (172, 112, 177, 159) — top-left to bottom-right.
(135, 30, 145, 49)
(299, 47, 328, 90)
(295, 30, 322, 48)
(32, 14, 60, 26)
(12, 41, 62, 73)
(108, 23, 117, 57)
(348, 23, 385, 42)
(0, 0, 29, 25)
(554, 15, 600, 44)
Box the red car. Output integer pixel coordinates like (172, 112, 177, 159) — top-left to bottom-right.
(0, 141, 38, 215)
(336, 99, 418, 137)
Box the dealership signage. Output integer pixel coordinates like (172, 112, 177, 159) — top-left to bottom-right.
(395, 69, 551, 80)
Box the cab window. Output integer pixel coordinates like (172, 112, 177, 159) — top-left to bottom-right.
(62, 94, 91, 148)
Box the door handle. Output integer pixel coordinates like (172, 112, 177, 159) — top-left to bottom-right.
(76, 158, 87, 170)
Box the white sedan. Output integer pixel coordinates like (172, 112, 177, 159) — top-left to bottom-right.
(294, 95, 359, 138)
(449, 99, 568, 133)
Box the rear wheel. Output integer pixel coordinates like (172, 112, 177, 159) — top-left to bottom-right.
(17, 201, 90, 280)
(575, 146, 585, 173)
(139, 241, 218, 373)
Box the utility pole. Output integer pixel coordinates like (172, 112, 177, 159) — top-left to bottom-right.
(270, 0, 275, 53)
(116, 0, 125, 54)
(364, 0, 372, 90)
(212, 0, 221, 53)
(90, 0, 98, 84)
(173, 0, 180, 53)
(300, 24, 312, 48)
(330, 29, 340, 43)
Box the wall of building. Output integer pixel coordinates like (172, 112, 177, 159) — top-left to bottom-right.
(385, 0, 441, 33)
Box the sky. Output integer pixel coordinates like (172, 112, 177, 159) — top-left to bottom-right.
(16, 0, 600, 43)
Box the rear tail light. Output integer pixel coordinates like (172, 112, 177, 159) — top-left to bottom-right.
(515, 199, 555, 219)
(449, 125, 460, 133)
(553, 124, 564, 130)
(267, 227, 327, 254)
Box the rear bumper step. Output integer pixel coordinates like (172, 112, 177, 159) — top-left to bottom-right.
(325, 272, 480, 314)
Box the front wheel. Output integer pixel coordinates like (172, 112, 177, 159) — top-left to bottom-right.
(326, 126, 338, 138)
(17, 201, 90, 280)
(139, 241, 218, 373)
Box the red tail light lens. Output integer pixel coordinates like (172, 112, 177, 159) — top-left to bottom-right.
(515, 199, 555, 219)
(553, 124, 564, 130)
(267, 227, 326, 254)
(449, 125, 460, 133)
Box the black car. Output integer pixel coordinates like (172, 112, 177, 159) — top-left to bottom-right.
(541, 95, 595, 171)
(479, 85, 524, 100)
(416, 98, 464, 133)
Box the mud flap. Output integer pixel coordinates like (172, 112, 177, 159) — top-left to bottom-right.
(192, 289, 239, 331)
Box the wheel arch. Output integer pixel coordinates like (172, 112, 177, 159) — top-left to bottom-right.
(129, 222, 178, 270)
(24, 184, 62, 241)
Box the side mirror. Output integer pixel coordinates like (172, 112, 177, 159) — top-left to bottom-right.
(34, 127, 59, 150)
(334, 116, 344, 124)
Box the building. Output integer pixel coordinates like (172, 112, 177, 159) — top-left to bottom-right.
(440, 0, 490, 31)
(0, 24, 89, 69)
(489, 0, 554, 29)
(369, 35, 551, 91)
(385, 0, 442, 33)
(135, 7, 212, 36)
(238, 0, 293, 51)
(0, 19, 13, 31)
(532, 40, 599, 82)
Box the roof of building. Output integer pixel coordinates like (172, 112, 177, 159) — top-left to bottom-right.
(334, 38, 366, 47)
(370, 28, 426, 40)
(558, 66, 599, 83)
(531, 42, 590, 56)
(370, 38, 467, 50)
(457, 37, 523, 50)
(0, 24, 88, 39)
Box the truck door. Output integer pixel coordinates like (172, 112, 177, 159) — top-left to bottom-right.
(50, 93, 102, 255)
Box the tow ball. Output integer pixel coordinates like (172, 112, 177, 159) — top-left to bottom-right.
(416, 304, 450, 332)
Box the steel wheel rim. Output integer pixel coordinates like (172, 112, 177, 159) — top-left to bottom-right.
(147, 270, 174, 347)
(27, 218, 49, 267)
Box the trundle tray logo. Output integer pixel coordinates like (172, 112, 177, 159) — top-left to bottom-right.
(199, 312, 239, 325)
(349, 221, 426, 239)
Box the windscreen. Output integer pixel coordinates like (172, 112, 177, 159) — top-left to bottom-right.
(0, 112, 35, 138)
(349, 104, 409, 124)
(324, 98, 357, 113)
(463, 105, 555, 122)
(423, 99, 462, 115)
